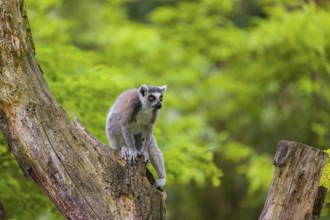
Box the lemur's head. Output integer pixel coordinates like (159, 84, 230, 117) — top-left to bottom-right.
(139, 84, 167, 110)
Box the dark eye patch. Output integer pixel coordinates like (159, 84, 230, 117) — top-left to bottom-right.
(160, 95, 163, 101)
(148, 95, 155, 102)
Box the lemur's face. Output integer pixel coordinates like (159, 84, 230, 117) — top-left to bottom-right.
(139, 84, 167, 109)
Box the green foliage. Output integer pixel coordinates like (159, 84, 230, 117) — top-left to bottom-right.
(2, 0, 330, 219)
(218, 132, 273, 203)
(320, 150, 330, 201)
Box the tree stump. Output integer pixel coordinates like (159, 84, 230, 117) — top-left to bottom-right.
(259, 140, 328, 220)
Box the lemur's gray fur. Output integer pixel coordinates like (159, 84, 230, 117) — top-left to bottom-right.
(106, 84, 167, 188)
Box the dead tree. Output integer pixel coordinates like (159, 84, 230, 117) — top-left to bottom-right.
(259, 140, 328, 220)
(0, 0, 166, 219)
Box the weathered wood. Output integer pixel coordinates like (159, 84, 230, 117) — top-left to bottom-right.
(0, 0, 166, 219)
(312, 186, 327, 218)
(259, 140, 328, 220)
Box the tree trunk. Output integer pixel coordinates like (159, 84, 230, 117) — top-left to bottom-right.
(0, 0, 166, 219)
(0, 202, 5, 220)
(259, 140, 328, 220)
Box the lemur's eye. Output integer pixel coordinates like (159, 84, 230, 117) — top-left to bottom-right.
(160, 95, 163, 102)
(148, 95, 155, 102)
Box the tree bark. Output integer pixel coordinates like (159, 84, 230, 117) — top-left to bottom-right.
(259, 140, 328, 220)
(0, 0, 166, 219)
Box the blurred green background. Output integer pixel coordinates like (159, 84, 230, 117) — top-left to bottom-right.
(1, 0, 330, 219)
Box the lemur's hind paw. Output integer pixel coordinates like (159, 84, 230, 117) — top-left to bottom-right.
(154, 178, 166, 189)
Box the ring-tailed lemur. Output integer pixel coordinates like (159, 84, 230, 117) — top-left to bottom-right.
(106, 84, 167, 188)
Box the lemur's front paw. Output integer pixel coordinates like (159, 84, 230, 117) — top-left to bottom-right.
(121, 147, 138, 164)
(138, 149, 150, 163)
(154, 178, 166, 189)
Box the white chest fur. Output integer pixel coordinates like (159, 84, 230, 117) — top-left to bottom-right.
(131, 108, 153, 134)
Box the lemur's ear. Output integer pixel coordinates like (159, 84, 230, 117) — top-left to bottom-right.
(139, 84, 149, 97)
(159, 85, 167, 92)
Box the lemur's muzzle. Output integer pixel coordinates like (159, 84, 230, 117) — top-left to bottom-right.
(153, 102, 162, 109)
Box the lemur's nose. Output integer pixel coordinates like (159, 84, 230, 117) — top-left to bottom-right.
(154, 102, 162, 109)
